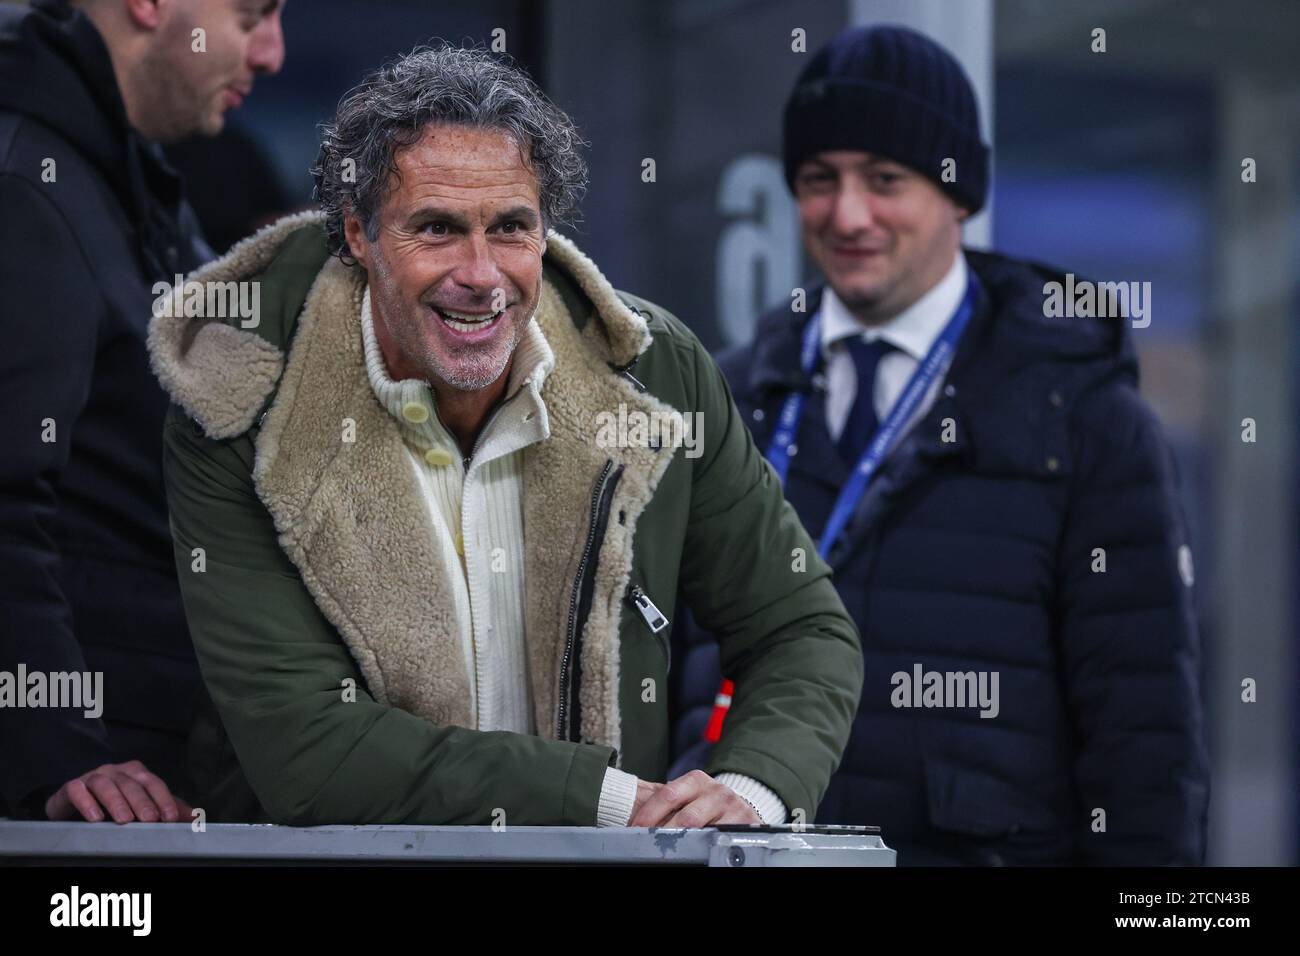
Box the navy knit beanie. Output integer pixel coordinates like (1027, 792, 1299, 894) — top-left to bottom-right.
(783, 25, 990, 213)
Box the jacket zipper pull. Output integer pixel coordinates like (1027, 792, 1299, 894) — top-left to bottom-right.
(608, 358, 647, 392)
(628, 584, 668, 633)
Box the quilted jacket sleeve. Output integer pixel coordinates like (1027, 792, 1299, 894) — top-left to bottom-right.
(1057, 380, 1210, 864)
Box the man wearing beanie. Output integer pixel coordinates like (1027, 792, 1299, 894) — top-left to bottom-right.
(671, 25, 1209, 865)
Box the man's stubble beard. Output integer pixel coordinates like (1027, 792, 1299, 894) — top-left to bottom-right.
(833, 270, 905, 327)
(130, 36, 221, 141)
(373, 256, 535, 393)
(423, 311, 530, 392)
(838, 226, 962, 325)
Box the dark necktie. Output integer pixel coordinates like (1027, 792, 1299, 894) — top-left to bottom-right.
(835, 337, 897, 464)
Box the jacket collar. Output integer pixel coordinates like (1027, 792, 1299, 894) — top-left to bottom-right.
(149, 213, 678, 758)
(0, 1, 129, 189)
(746, 286, 823, 396)
(746, 248, 1136, 400)
(0, 0, 191, 270)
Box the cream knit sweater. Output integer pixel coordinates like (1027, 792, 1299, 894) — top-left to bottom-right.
(360, 289, 785, 827)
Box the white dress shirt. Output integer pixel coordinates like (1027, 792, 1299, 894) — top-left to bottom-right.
(819, 251, 967, 447)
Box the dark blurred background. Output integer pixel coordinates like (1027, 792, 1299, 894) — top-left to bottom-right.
(57, 0, 1300, 865)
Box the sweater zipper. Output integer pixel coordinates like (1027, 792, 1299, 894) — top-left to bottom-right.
(557, 460, 622, 741)
(456, 400, 508, 729)
(460, 401, 509, 473)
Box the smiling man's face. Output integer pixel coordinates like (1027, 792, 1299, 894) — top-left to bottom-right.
(795, 151, 966, 324)
(345, 124, 546, 393)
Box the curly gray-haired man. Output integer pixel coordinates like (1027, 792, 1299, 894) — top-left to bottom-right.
(149, 44, 861, 828)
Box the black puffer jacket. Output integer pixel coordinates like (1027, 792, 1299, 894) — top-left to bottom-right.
(0, 0, 212, 814)
(670, 249, 1210, 865)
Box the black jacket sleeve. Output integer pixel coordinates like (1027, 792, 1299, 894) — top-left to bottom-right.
(1058, 378, 1210, 864)
(0, 173, 113, 814)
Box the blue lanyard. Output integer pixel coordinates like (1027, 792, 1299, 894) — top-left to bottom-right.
(764, 273, 979, 559)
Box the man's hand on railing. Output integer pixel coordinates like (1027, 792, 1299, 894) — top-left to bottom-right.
(44, 760, 193, 824)
(629, 770, 762, 828)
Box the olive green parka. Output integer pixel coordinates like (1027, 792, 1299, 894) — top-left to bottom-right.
(151, 213, 861, 826)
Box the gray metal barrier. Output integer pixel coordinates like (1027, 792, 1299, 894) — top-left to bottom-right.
(0, 821, 894, 866)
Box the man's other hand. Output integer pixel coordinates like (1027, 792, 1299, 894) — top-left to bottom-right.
(629, 769, 762, 827)
(44, 760, 193, 824)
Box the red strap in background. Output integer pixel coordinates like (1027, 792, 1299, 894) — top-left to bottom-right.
(703, 678, 734, 743)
